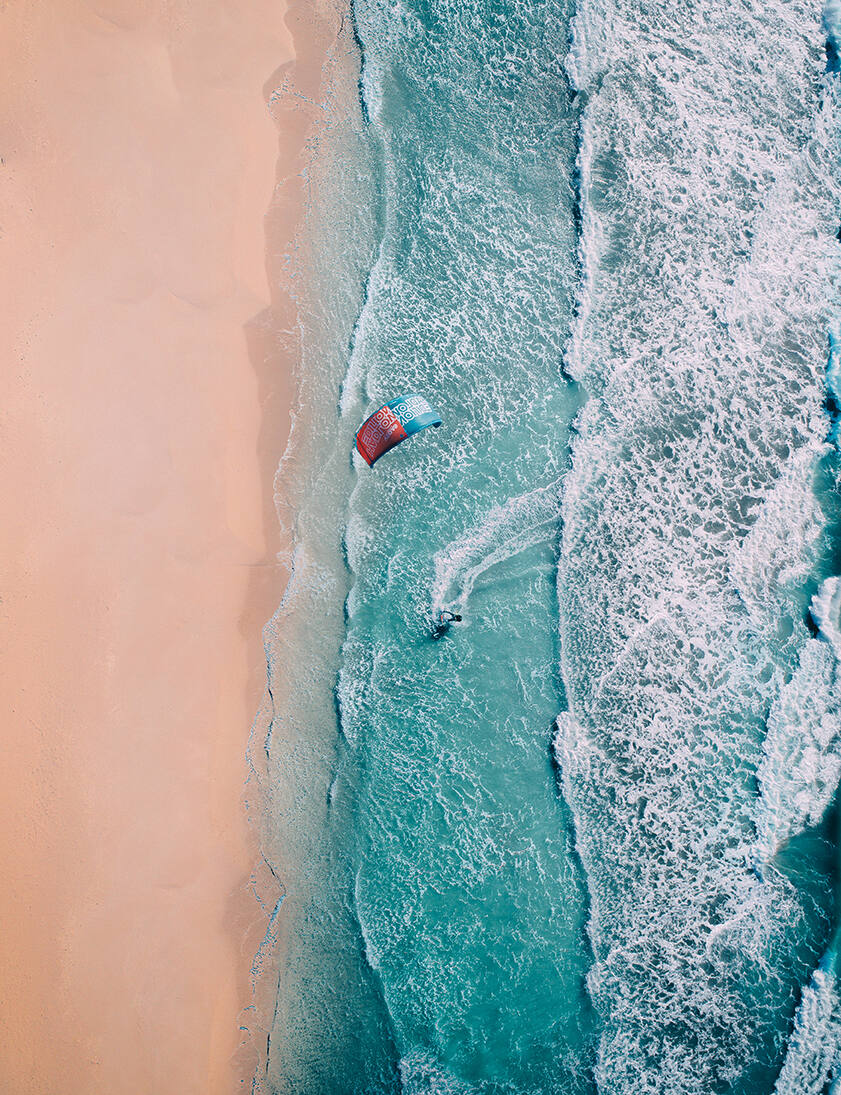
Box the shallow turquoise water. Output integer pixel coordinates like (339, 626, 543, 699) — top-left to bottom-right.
(336, 2, 594, 1087)
(262, 0, 841, 1091)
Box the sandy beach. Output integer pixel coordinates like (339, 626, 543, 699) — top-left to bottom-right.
(0, 1, 338, 1090)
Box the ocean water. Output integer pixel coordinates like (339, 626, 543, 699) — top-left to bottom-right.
(261, 0, 841, 1091)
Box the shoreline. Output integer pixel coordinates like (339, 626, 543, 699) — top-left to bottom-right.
(240, 0, 362, 1080)
(245, 3, 384, 1086)
(0, 2, 317, 1091)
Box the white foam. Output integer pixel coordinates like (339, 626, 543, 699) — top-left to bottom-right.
(774, 956, 841, 1093)
(728, 442, 826, 632)
(556, 0, 841, 1087)
(754, 575, 841, 860)
(826, 0, 841, 48)
(755, 637, 841, 861)
(814, 575, 841, 657)
(399, 1052, 474, 1095)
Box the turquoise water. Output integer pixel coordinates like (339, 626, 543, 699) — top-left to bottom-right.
(260, 0, 841, 1091)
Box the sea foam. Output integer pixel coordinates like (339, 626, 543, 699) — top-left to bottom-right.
(555, 0, 841, 1090)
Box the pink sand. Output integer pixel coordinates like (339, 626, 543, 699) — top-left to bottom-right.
(0, 1, 335, 1090)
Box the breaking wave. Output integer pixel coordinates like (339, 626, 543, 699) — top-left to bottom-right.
(554, 0, 841, 1090)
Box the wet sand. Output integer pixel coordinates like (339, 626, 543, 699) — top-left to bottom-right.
(0, 1, 336, 1091)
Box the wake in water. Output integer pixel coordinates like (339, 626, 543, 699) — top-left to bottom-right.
(431, 482, 565, 618)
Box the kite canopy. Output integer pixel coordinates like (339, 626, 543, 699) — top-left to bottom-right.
(355, 393, 442, 467)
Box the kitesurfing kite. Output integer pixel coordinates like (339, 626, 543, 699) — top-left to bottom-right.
(355, 393, 442, 467)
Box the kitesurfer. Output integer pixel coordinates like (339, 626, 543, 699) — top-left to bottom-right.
(431, 610, 462, 638)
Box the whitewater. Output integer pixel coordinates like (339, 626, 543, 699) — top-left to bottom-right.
(258, 0, 841, 1092)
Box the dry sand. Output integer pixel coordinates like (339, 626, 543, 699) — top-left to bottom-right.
(0, 1, 338, 1091)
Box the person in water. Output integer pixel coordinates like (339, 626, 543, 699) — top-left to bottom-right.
(431, 610, 462, 638)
